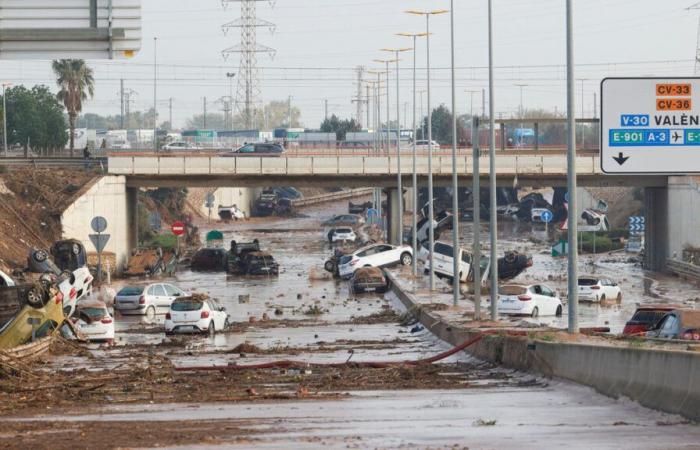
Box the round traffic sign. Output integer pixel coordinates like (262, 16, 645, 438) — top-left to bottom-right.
(91, 216, 108, 233)
(171, 221, 186, 236)
(541, 210, 554, 223)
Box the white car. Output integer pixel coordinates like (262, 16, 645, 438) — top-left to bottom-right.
(112, 140, 131, 150)
(338, 243, 413, 279)
(0, 270, 15, 287)
(330, 228, 357, 243)
(578, 276, 622, 303)
(59, 267, 94, 318)
(498, 284, 563, 318)
(218, 204, 246, 221)
(74, 300, 115, 343)
(414, 140, 441, 150)
(114, 283, 189, 321)
(424, 241, 489, 284)
(163, 141, 200, 151)
(165, 296, 229, 336)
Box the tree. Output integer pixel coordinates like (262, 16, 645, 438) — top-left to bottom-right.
(417, 105, 467, 145)
(52, 59, 95, 155)
(320, 115, 361, 141)
(4, 85, 67, 154)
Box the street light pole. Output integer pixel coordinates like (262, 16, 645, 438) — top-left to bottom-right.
(2, 83, 9, 158)
(449, 0, 460, 306)
(153, 37, 158, 152)
(407, 8, 447, 291)
(566, 0, 579, 333)
(397, 32, 427, 277)
(488, 0, 499, 320)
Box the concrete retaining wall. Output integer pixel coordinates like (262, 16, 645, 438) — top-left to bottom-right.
(199, 187, 260, 218)
(61, 175, 130, 272)
(387, 271, 700, 422)
(667, 176, 700, 260)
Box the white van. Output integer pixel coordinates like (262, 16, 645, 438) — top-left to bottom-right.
(424, 241, 490, 283)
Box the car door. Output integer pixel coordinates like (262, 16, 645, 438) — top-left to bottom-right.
(373, 245, 395, 267)
(163, 284, 181, 307)
(539, 285, 557, 315)
(357, 246, 377, 266)
(530, 285, 545, 312)
(152, 284, 170, 311)
(209, 300, 226, 329)
(657, 313, 680, 339)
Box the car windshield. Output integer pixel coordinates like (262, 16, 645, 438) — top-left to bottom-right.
(629, 310, 668, 325)
(79, 307, 107, 320)
(335, 228, 352, 234)
(339, 255, 352, 265)
(578, 278, 599, 286)
(434, 243, 454, 258)
(118, 286, 144, 296)
(171, 299, 204, 311)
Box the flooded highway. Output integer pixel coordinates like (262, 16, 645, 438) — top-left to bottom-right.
(2, 200, 699, 449)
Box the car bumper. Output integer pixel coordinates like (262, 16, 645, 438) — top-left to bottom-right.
(578, 292, 599, 302)
(115, 305, 147, 315)
(165, 320, 208, 334)
(497, 301, 532, 315)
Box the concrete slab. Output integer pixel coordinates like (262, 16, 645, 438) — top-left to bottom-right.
(234, 157, 261, 175)
(158, 157, 186, 175)
(287, 157, 312, 175)
(364, 157, 390, 174)
(210, 157, 236, 174)
(338, 157, 363, 174)
(132, 157, 159, 175)
(107, 157, 134, 175)
(312, 157, 338, 175)
(542, 156, 568, 174)
(261, 157, 287, 175)
(515, 156, 544, 174)
(184, 157, 211, 175)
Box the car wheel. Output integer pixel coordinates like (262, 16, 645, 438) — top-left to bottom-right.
(207, 321, 215, 337)
(400, 252, 413, 266)
(224, 318, 230, 329)
(555, 305, 563, 317)
(616, 292, 622, 303)
(33, 249, 48, 262)
(145, 306, 156, 322)
(531, 307, 539, 318)
(354, 286, 364, 294)
(600, 295, 606, 303)
(324, 261, 336, 272)
(26, 284, 47, 308)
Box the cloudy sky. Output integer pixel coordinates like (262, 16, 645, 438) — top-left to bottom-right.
(1, 0, 698, 128)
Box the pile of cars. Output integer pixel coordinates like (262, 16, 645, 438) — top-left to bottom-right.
(624, 305, 700, 341)
(190, 240, 280, 276)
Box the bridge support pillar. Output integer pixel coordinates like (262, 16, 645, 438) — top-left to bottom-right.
(386, 188, 403, 245)
(644, 187, 668, 271)
(126, 187, 139, 251)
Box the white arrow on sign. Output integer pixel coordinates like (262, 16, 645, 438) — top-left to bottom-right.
(89, 234, 111, 253)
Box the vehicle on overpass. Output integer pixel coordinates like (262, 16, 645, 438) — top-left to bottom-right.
(221, 142, 285, 157)
(414, 140, 441, 150)
(338, 243, 413, 279)
(497, 284, 563, 318)
(162, 141, 202, 151)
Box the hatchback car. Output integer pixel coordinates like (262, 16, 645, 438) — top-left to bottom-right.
(623, 305, 680, 336)
(646, 309, 700, 341)
(350, 267, 388, 294)
(329, 228, 357, 243)
(323, 214, 365, 227)
(578, 276, 622, 303)
(165, 296, 229, 336)
(114, 283, 188, 321)
(498, 284, 563, 318)
(227, 142, 285, 156)
(74, 300, 114, 343)
(338, 244, 413, 279)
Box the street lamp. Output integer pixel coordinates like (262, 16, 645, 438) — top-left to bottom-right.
(381, 47, 412, 246)
(153, 36, 158, 152)
(373, 59, 397, 156)
(226, 72, 236, 130)
(2, 83, 10, 158)
(367, 69, 388, 233)
(515, 83, 528, 148)
(406, 8, 448, 291)
(566, 0, 579, 333)
(397, 32, 428, 277)
(487, 0, 499, 320)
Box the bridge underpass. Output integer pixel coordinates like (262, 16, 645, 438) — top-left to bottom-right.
(106, 155, 687, 273)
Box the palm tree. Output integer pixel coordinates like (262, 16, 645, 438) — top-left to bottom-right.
(52, 59, 94, 156)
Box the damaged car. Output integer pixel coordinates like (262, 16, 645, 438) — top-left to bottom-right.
(0, 281, 65, 350)
(191, 248, 229, 272)
(227, 240, 261, 274)
(124, 247, 178, 277)
(218, 204, 246, 221)
(165, 295, 229, 336)
(350, 267, 388, 294)
(74, 300, 114, 343)
(239, 252, 280, 276)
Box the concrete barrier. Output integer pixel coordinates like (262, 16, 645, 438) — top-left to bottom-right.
(386, 271, 700, 422)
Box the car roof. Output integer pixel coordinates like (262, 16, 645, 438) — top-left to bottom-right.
(354, 243, 390, 254)
(634, 304, 683, 312)
(579, 276, 601, 280)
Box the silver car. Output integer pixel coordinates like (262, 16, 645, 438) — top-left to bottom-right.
(114, 283, 188, 321)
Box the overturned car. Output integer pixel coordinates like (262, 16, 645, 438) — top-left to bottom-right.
(239, 252, 279, 276)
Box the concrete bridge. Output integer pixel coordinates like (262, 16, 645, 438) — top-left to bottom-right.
(108, 154, 667, 188)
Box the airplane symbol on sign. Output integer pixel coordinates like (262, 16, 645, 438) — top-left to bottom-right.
(673, 131, 683, 142)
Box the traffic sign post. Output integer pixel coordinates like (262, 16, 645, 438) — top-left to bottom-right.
(601, 77, 700, 174)
(172, 221, 186, 255)
(540, 209, 553, 235)
(205, 193, 216, 224)
(90, 216, 109, 285)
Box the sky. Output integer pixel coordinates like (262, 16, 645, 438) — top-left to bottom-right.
(1, 0, 699, 129)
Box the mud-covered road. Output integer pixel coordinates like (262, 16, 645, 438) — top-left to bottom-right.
(2, 202, 699, 449)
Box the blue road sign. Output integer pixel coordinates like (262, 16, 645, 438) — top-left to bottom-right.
(366, 208, 379, 224)
(541, 210, 554, 223)
(629, 216, 646, 234)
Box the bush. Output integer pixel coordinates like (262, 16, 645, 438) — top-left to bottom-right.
(580, 234, 623, 254)
(145, 234, 178, 251)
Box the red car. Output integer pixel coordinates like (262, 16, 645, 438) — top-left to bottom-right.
(623, 305, 681, 336)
